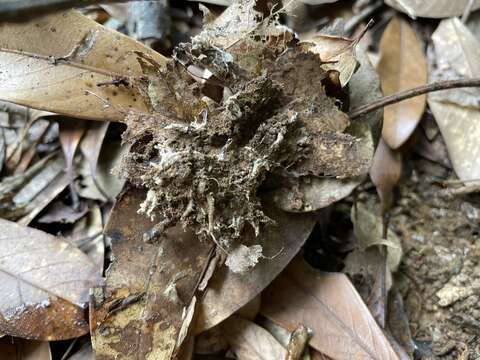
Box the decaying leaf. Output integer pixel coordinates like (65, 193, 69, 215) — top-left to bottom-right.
(261, 257, 400, 360)
(0, 10, 167, 121)
(0, 219, 101, 340)
(270, 47, 381, 213)
(0, 337, 51, 360)
(196, 202, 316, 332)
(351, 203, 402, 271)
(299, 33, 358, 87)
(369, 139, 402, 211)
(378, 17, 427, 149)
(222, 316, 288, 360)
(428, 18, 480, 183)
(91, 186, 214, 360)
(385, 0, 480, 18)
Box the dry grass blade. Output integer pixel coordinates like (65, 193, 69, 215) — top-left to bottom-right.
(0, 219, 101, 340)
(377, 17, 427, 149)
(0, 10, 167, 121)
(261, 258, 400, 360)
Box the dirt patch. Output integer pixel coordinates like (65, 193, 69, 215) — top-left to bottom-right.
(371, 158, 480, 359)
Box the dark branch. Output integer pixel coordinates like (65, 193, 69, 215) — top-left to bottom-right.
(349, 78, 480, 119)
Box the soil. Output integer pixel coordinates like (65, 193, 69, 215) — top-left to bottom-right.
(363, 156, 480, 359)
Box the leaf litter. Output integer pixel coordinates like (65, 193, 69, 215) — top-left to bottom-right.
(1, 0, 480, 359)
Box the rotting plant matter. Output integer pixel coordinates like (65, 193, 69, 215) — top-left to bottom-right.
(119, 0, 369, 268)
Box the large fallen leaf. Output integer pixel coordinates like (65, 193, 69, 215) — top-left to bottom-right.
(222, 316, 288, 360)
(261, 258, 400, 360)
(428, 18, 480, 182)
(377, 17, 427, 149)
(0, 337, 51, 360)
(0, 219, 101, 340)
(0, 10, 167, 121)
(385, 0, 480, 18)
(196, 203, 316, 332)
(91, 186, 214, 360)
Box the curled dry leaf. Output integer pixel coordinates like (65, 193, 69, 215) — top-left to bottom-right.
(0, 10, 167, 121)
(222, 316, 288, 360)
(261, 257, 400, 360)
(378, 17, 427, 149)
(369, 139, 402, 212)
(0, 219, 101, 340)
(385, 0, 480, 18)
(428, 18, 480, 183)
(79, 121, 109, 186)
(299, 34, 358, 87)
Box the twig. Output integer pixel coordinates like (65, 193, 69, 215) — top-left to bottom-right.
(0, 0, 131, 20)
(349, 78, 480, 119)
(345, 1, 383, 34)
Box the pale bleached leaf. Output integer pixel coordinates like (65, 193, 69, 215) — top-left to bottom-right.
(385, 0, 480, 18)
(428, 18, 480, 183)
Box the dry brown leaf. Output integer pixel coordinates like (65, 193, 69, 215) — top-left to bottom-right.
(0, 10, 167, 121)
(428, 18, 480, 183)
(261, 257, 400, 360)
(0, 219, 101, 340)
(196, 203, 316, 332)
(369, 138, 402, 212)
(385, 0, 480, 18)
(378, 17, 427, 149)
(222, 316, 288, 360)
(299, 34, 358, 87)
(91, 186, 214, 360)
(0, 337, 51, 360)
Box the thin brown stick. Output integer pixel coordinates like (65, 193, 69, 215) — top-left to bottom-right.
(349, 78, 480, 119)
